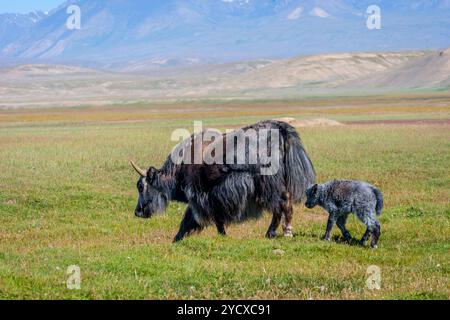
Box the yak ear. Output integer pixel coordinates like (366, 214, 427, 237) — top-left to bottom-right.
(146, 167, 158, 182)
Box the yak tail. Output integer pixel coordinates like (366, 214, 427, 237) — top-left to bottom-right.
(371, 187, 384, 216)
(283, 124, 316, 203)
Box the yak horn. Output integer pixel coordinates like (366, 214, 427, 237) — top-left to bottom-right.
(130, 160, 146, 177)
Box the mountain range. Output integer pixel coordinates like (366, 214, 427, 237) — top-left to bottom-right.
(0, 0, 449, 69)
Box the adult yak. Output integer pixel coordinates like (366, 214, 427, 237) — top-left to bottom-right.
(131, 120, 316, 242)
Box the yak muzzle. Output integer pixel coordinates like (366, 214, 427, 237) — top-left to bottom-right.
(135, 203, 152, 219)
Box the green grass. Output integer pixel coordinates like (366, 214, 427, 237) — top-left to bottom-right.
(0, 105, 449, 299)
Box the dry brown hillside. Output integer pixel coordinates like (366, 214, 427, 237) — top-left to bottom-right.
(217, 51, 428, 90)
(1, 49, 448, 108)
(348, 49, 450, 89)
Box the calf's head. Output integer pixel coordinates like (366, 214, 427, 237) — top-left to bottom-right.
(305, 184, 320, 209)
(130, 161, 168, 218)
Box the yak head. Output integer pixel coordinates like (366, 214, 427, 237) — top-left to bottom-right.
(130, 161, 169, 218)
(305, 184, 320, 209)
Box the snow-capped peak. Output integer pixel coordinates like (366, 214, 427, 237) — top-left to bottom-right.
(287, 7, 303, 20)
(310, 7, 330, 18)
(222, 0, 250, 3)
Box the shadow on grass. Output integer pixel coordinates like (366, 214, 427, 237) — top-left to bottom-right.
(331, 235, 362, 247)
(291, 230, 369, 247)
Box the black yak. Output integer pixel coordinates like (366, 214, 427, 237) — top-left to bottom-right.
(131, 120, 316, 242)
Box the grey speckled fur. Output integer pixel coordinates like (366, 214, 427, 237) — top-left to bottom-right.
(305, 180, 383, 248)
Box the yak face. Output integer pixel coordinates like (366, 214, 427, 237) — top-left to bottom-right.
(132, 163, 168, 219)
(305, 184, 319, 209)
(134, 177, 168, 218)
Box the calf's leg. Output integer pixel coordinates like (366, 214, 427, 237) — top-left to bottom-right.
(370, 221, 381, 249)
(359, 229, 371, 246)
(336, 214, 352, 241)
(358, 210, 381, 248)
(324, 213, 336, 241)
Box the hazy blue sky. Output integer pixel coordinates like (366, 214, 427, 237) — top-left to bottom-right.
(0, 0, 63, 13)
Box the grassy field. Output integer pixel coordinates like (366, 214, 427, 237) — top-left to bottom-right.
(0, 94, 449, 299)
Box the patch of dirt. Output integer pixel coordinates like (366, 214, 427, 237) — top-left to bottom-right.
(344, 119, 450, 126)
(275, 117, 344, 127)
(272, 249, 285, 255)
(5, 199, 17, 205)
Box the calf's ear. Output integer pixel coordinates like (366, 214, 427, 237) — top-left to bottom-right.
(311, 184, 318, 193)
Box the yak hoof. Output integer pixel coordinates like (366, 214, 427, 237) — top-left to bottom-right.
(283, 226, 293, 238)
(173, 235, 183, 243)
(284, 230, 294, 238)
(266, 231, 277, 239)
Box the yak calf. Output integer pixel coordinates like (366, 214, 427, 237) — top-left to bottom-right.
(305, 180, 383, 248)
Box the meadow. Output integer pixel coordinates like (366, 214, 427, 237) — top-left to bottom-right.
(0, 93, 449, 299)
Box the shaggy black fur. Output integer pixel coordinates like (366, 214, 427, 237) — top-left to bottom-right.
(133, 120, 316, 242)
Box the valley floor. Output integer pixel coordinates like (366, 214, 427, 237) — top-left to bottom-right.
(0, 94, 449, 299)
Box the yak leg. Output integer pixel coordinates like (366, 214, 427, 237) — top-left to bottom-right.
(267, 192, 293, 239)
(215, 220, 226, 236)
(173, 206, 203, 243)
(281, 192, 294, 237)
(266, 211, 282, 239)
(336, 214, 352, 241)
(359, 228, 371, 246)
(323, 213, 336, 241)
(370, 221, 381, 249)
